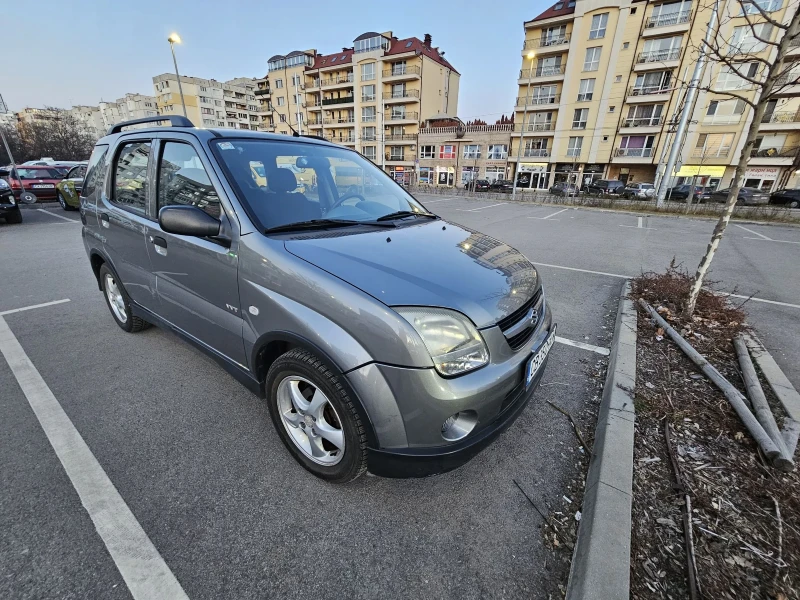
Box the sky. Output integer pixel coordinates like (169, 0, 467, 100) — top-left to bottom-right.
(0, 0, 551, 123)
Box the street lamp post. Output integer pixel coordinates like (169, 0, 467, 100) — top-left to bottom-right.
(168, 33, 188, 118)
(512, 52, 536, 201)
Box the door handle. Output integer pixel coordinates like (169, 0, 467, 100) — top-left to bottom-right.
(100, 213, 110, 228)
(149, 235, 168, 256)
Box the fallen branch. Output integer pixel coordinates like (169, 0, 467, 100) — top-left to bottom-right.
(512, 478, 549, 522)
(782, 418, 800, 457)
(734, 335, 792, 461)
(665, 422, 700, 600)
(547, 400, 592, 456)
(638, 299, 793, 471)
(771, 495, 784, 590)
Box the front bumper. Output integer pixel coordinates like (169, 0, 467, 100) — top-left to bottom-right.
(348, 304, 555, 477)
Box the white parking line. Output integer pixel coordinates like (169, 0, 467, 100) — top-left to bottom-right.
(743, 237, 800, 245)
(0, 317, 189, 600)
(536, 262, 630, 279)
(529, 208, 570, 220)
(0, 299, 71, 316)
(35, 209, 78, 223)
(555, 336, 610, 356)
(421, 197, 458, 203)
(734, 223, 771, 240)
(721, 293, 800, 309)
(466, 202, 505, 212)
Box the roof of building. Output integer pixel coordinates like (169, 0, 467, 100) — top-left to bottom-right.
(309, 48, 355, 70)
(386, 37, 459, 74)
(354, 31, 383, 41)
(529, 1, 576, 22)
(268, 54, 285, 62)
(285, 50, 306, 58)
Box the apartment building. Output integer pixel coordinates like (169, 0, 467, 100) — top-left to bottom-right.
(417, 119, 513, 186)
(68, 105, 106, 138)
(152, 74, 260, 130)
(512, 0, 800, 192)
(258, 50, 317, 134)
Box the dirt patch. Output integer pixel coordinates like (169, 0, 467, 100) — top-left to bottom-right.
(630, 264, 799, 599)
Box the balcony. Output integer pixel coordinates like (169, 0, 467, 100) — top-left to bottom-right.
(254, 88, 270, 96)
(519, 65, 566, 82)
(326, 135, 356, 144)
(514, 123, 555, 135)
(522, 36, 570, 55)
(382, 65, 421, 79)
(307, 120, 323, 128)
(516, 94, 560, 107)
(307, 100, 323, 110)
(773, 73, 800, 94)
(522, 148, 550, 157)
(383, 89, 420, 102)
(627, 85, 673, 102)
(692, 148, 730, 158)
(322, 96, 355, 106)
(321, 74, 354, 88)
(323, 116, 355, 125)
(385, 134, 417, 143)
(703, 114, 743, 125)
(749, 146, 800, 165)
(385, 111, 419, 122)
(635, 48, 681, 70)
(386, 152, 409, 161)
(307, 79, 321, 90)
(614, 147, 655, 158)
(620, 116, 664, 129)
(644, 10, 691, 35)
(759, 110, 800, 130)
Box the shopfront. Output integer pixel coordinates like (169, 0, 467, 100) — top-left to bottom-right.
(743, 166, 781, 191)
(389, 166, 412, 186)
(552, 163, 580, 185)
(581, 164, 604, 188)
(516, 162, 549, 190)
(673, 165, 727, 191)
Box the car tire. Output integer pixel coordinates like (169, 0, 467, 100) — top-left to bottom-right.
(57, 191, 76, 211)
(787, 200, 799, 209)
(5, 208, 23, 224)
(266, 348, 368, 483)
(98, 264, 150, 333)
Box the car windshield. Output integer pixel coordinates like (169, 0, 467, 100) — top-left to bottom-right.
(212, 138, 429, 231)
(16, 168, 63, 179)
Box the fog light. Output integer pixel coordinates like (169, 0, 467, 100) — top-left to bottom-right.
(441, 410, 478, 441)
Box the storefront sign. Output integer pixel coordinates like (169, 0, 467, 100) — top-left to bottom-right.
(674, 165, 727, 177)
(744, 166, 780, 179)
(519, 162, 547, 173)
(584, 164, 604, 173)
(555, 163, 576, 173)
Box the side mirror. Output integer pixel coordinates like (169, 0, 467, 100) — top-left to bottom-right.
(158, 205, 220, 237)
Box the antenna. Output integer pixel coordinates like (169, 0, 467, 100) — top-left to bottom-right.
(279, 113, 300, 137)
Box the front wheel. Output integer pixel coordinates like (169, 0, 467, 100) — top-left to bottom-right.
(787, 199, 799, 209)
(57, 191, 76, 211)
(266, 349, 368, 483)
(99, 264, 150, 333)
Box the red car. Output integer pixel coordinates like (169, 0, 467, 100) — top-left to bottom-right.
(7, 166, 64, 201)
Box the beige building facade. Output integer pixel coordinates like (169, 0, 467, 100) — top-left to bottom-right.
(513, 0, 800, 192)
(152, 74, 260, 131)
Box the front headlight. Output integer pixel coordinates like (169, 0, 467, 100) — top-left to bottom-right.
(0, 179, 9, 190)
(395, 307, 489, 376)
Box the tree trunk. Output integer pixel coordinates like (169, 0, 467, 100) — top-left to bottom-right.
(686, 9, 800, 316)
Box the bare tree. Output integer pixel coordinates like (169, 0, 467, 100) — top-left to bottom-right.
(0, 107, 96, 164)
(685, 0, 800, 315)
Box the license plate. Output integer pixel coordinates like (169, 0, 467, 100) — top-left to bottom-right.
(526, 325, 557, 388)
(32, 184, 54, 189)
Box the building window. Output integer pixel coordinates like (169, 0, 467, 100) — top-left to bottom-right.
(624, 104, 664, 126)
(361, 63, 375, 81)
(740, 0, 782, 15)
(277, 97, 285, 106)
(201, 107, 214, 115)
(463, 144, 481, 159)
(461, 166, 478, 185)
(361, 85, 376, 102)
(390, 106, 406, 119)
(641, 36, 682, 62)
(487, 144, 508, 159)
(419, 167, 433, 184)
(583, 47, 601, 71)
(200, 86, 207, 92)
(291, 75, 300, 86)
(390, 61, 408, 76)
(439, 145, 456, 159)
(716, 63, 758, 90)
(485, 166, 506, 182)
(354, 35, 388, 53)
(705, 98, 746, 124)
(567, 136, 583, 157)
(589, 13, 609, 39)
(362, 106, 376, 122)
(362, 146, 376, 160)
(362, 126, 376, 141)
(578, 78, 595, 101)
(203, 118, 215, 125)
(622, 42, 629, 50)
(618, 135, 656, 157)
(275, 79, 284, 89)
(731, 23, 774, 54)
(420, 145, 435, 159)
(572, 108, 589, 129)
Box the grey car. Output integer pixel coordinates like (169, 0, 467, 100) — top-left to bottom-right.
(80, 116, 555, 482)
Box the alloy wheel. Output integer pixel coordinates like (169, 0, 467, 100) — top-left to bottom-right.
(104, 273, 127, 324)
(276, 376, 345, 466)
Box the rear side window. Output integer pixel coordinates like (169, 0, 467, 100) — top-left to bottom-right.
(157, 142, 221, 219)
(81, 145, 109, 198)
(113, 142, 151, 213)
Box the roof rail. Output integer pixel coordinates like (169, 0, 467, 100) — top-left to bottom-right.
(106, 115, 194, 136)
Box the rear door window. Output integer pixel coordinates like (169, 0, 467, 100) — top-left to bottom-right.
(81, 145, 109, 198)
(157, 142, 222, 219)
(112, 142, 151, 214)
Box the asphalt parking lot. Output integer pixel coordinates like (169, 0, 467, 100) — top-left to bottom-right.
(1, 206, 613, 600)
(2, 200, 797, 599)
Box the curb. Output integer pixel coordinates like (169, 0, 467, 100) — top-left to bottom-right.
(566, 280, 637, 600)
(20, 202, 59, 209)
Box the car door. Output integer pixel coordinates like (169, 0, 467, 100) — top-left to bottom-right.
(98, 138, 158, 310)
(149, 135, 246, 367)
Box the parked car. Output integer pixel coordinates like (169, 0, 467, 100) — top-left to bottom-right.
(622, 182, 656, 200)
(0, 171, 22, 223)
(769, 188, 800, 209)
(490, 179, 515, 192)
(549, 183, 579, 196)
(56, 163, 88, 210)
(6, 165, 64, 202)
(710, 187, 770, 205)
(668, 184, 712, 202)
(472, 179, 491, 192)
(585, 179, 625, 195)
(81, 116, 556, 483)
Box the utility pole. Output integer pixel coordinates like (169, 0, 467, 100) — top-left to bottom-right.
(512, 52, 536, 201)
(167, 34, 188, 118)
(656, 2, 720, 207)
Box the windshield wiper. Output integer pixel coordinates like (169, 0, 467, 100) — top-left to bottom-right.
(375, 210, 438, 222)
(265, 218, 395, 234)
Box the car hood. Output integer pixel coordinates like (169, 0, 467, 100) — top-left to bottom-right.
(284, 220, 539, 329)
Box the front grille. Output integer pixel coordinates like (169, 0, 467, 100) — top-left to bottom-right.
(507, 328, 535, 352)
(497, 288, 544, 352)
(497, 288, 542, 331)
